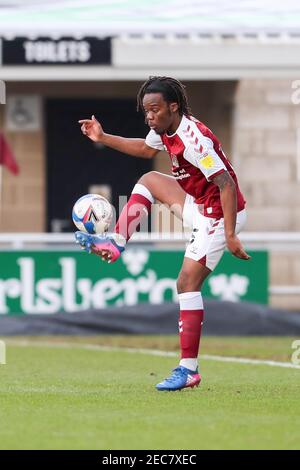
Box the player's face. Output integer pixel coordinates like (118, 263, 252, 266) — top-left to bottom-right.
(142, 93, 179, 135)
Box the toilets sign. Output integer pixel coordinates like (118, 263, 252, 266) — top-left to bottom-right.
(0, 250, 268, 314)
(2, 37, 111, 65)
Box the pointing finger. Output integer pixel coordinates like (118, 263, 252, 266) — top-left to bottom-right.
(78, 119, 92, 124)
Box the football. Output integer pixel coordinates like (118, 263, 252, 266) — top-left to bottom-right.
(72, 194, 113, 234)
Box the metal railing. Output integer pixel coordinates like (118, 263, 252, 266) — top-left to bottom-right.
(1, 231, 300, 248)
(0, 232, 300, 296)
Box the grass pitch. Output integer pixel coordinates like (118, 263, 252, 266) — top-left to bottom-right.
(0, 336, 299, 450)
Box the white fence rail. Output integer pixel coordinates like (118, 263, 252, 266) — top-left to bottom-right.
(1, 232, 300, 249)
(0, 232, 300, 297)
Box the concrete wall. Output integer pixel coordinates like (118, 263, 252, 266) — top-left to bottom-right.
(233, 79, 300, 231)
(233, 80, 300, 309)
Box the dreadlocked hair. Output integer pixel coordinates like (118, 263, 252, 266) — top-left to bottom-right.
(137, 76, 191, 117)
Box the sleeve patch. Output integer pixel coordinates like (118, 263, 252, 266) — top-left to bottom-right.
(199, 154, 215, 169)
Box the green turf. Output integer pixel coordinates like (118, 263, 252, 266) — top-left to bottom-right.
(0, 336, 299, 450)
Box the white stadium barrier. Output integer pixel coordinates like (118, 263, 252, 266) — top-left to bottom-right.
(0, 232, 300, 298)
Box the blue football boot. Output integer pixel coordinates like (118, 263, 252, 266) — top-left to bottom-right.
(156, 366, 201, 391)
(75, 231, 125, 263)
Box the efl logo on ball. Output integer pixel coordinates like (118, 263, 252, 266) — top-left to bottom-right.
(72, 194, 113, 234)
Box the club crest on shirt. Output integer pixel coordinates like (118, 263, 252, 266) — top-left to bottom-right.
(171, 153, 179, 168)
(199, 154, 215, 169)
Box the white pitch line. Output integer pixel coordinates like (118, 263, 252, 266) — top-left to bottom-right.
(201, 354, 300, 370)
(5, 339, 178, 357)
(4, 339, 300, 370)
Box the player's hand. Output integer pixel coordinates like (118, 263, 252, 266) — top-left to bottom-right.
(226, 235, 251, 260)
(78, 115, 104, 142)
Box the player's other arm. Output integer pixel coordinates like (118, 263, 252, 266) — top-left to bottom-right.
(212, 171, 250, 260)
(78, 115, 157, 159)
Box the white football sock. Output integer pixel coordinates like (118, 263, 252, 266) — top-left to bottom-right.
(178, 291, 203, 310)
(179, 358, 198, 371)
(111, 233, 127, 247)
(132, 183, 155, 203)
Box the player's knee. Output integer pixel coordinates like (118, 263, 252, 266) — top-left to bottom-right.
(177, 270, 200, 293)
(138, 171, 160, 189)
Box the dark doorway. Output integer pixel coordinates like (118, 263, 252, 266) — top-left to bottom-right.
(46, 98, 152, 232)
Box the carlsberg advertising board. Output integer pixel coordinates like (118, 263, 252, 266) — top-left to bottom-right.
(0, 249, 268, 314)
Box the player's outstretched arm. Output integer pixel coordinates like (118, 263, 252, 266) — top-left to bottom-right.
(78, 115, 157, 159)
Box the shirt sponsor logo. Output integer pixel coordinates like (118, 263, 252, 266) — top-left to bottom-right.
(172, 172, 191, 180)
